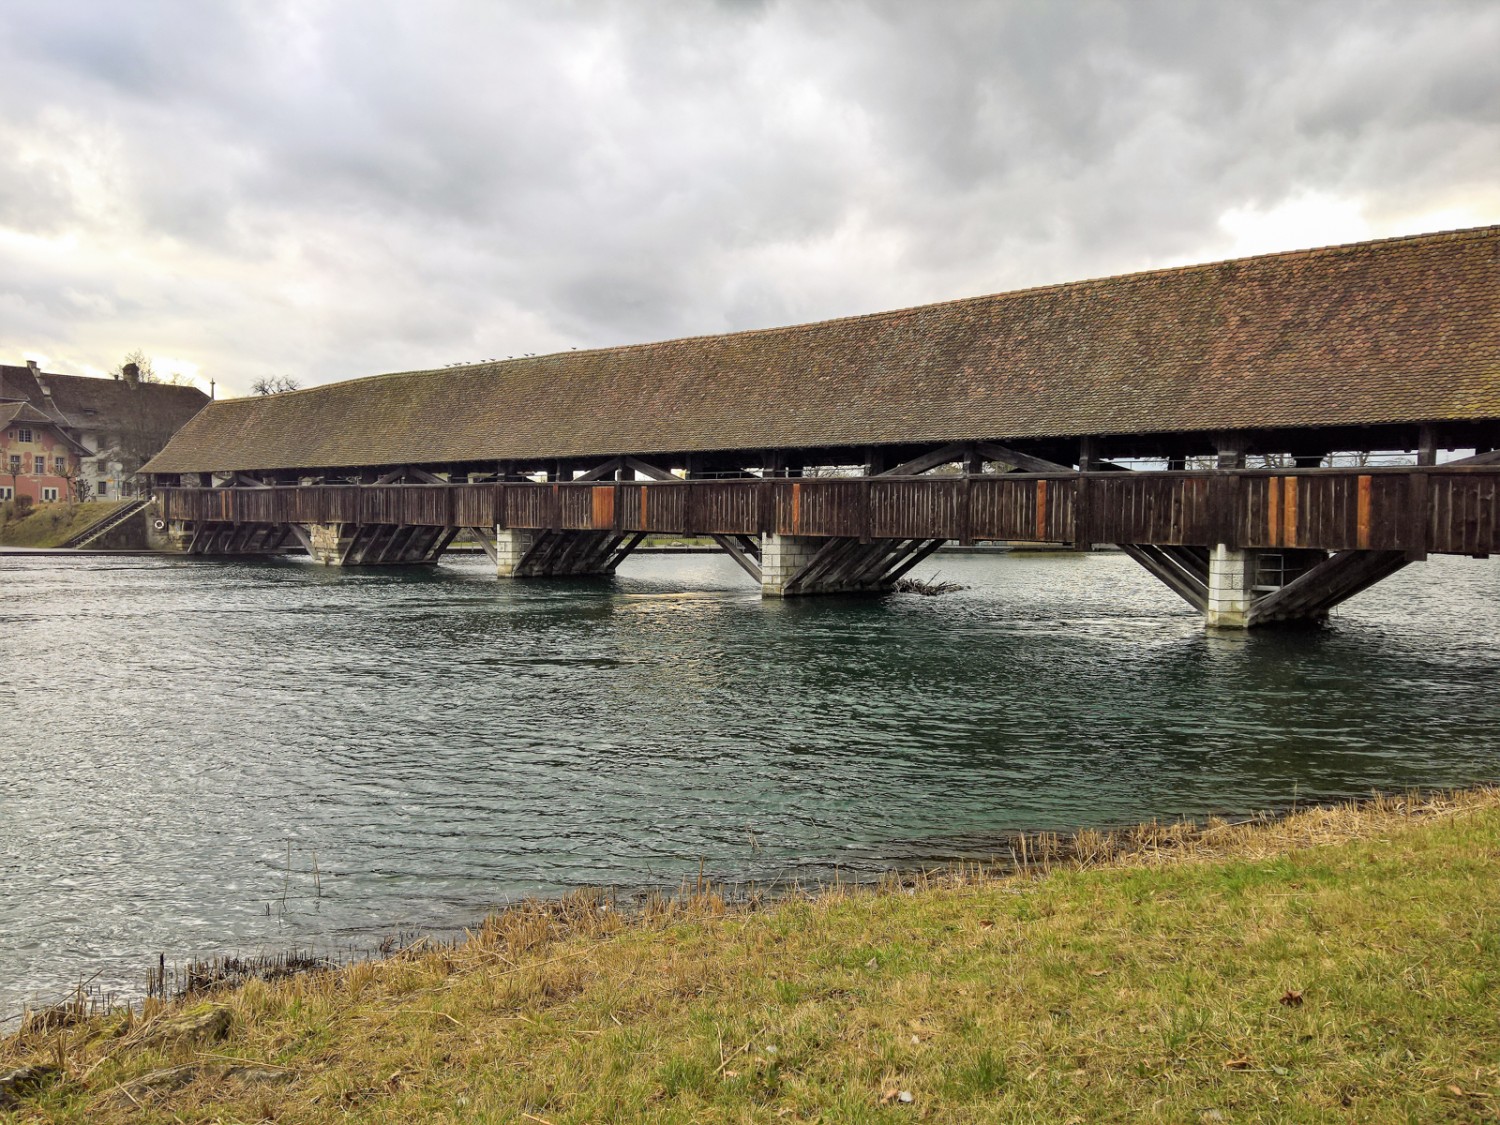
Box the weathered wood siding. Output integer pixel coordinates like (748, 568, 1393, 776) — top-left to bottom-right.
(157, 466, 1500, 556)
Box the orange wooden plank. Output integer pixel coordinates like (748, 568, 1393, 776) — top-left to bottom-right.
(1035, 480, 1048, 541)
(1283, 476, 1298, 546)
(591, 485, 614, 529)
(1267, 477, 1281, 546)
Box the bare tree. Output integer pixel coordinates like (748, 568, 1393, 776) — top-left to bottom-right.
(114, 349, 158, 383)
(251, 376, 301, 396)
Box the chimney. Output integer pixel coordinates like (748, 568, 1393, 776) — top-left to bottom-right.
(122, 362, 140, 388)
(26, 359, 39, 374)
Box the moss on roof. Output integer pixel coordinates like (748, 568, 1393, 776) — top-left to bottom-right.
(145, 225, 1500, 474)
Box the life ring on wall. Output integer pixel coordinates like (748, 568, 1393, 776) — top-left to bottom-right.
(152, 519, 167, 531)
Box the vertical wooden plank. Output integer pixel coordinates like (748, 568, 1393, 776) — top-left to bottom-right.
(1356, 474, 1372, 549)
(1283, 476, 1298, 547)
(791, 481, 801, 535)
(1035, 480, 1048, 542)
(1406, 471, 1429, 559)
(1266, 476, 1281, 547)
(590, 485, 615, 530)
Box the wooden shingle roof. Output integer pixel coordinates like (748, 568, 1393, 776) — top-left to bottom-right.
(144, 225, 1500, 474)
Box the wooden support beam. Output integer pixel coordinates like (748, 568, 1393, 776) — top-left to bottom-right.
(782, 535, 948, 594)
(1119, 544, 1209, 612)
(467, 527, 499, 564)
(709, 533, 762, 582)
(971, 441, 1072, 474)
(1444, 448, 1500, 466)
(1215, 434, 1247, 470)
(1250, 550, 1407, 625)
(339, 524, 371, 566)
(1416, 424, 1438, 467)
(605, 531, 647, 572)
(885, 538, 947, 583)
(427, 527, 460, 561)
(574, 457, 626, 482)
(1078, 436, 1100, 472)
(881, 443, 967, 477)
(622, 456, 676, 482)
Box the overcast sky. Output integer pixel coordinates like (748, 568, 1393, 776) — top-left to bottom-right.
(1, 0, 1496, 395)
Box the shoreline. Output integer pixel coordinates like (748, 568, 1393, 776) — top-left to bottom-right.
(6, 780, 1494, 1037)
(5, 786, 1494, 1122)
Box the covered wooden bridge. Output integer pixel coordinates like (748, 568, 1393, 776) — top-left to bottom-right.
(144, 225, 1500, 627)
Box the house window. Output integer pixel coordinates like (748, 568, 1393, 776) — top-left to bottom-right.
(0, 486, 11, 500)
(7, 455, 18, 472)
(98, 480, 108, 496)
(16, 427, 32, 443)
(55, 457, 67, 474)
(34, 454, 47, 474)
(41, 487, 58, 502)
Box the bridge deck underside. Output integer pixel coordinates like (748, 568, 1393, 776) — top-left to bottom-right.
(160, 466, 1500, 558)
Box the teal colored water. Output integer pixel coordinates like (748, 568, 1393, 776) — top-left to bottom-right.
(2, 550, 1498, 1020)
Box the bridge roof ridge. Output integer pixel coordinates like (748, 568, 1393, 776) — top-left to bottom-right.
(201, 222, 1500, 401)
(143, 223, 1500, 474)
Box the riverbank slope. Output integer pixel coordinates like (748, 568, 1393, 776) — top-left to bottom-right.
(0, 501, 130, 548)
(4, 789, 1497, 1122)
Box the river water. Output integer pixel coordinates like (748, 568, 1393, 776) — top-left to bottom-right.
(2, 549, 1498, 1020)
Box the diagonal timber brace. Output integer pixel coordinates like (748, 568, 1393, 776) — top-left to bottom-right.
(1249, 550, 1408, 626)
(1120, 544, 1210, 612)
(780, 536, 947, 595)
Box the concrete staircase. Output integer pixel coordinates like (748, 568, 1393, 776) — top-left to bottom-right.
(60, 499, 149, 549)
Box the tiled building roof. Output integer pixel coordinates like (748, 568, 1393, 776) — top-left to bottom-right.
(0, 401, 92, 454)
(145, 225, 1500, 474)
(0, 366, 209, 435)
(0, 401, 55, 428)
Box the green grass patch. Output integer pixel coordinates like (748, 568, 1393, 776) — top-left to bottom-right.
(0, 501, 129, 548)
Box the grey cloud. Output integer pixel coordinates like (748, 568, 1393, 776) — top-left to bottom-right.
(0, 0, 1495, 392)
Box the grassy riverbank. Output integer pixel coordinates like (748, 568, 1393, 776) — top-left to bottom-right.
(4, 789, 1498, 1122)
(0, 501, 125, 548)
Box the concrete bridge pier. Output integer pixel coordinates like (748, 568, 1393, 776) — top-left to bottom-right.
(1129, 543, 1409, 629)
(1204, 546, 1257, 628)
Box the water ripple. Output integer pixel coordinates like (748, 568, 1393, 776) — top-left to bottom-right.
(1, 550, 1498, 1017)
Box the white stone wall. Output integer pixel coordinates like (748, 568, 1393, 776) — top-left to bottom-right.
(760, 533, 822, 597)
(494, 527, 540, 576)
(1205, 545, 1255, 628)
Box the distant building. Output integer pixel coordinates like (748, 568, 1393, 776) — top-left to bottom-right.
(0, 401, 88, 504)
(0, 360, 210, 501)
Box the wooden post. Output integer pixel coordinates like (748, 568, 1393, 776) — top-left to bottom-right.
(956, 476, 972, 546)
(1075, 436, 1098, 551)
(1215, 434, 1246, 470)
(1406, 469, 1429, 560)
(1417, 424, 1438, 467)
